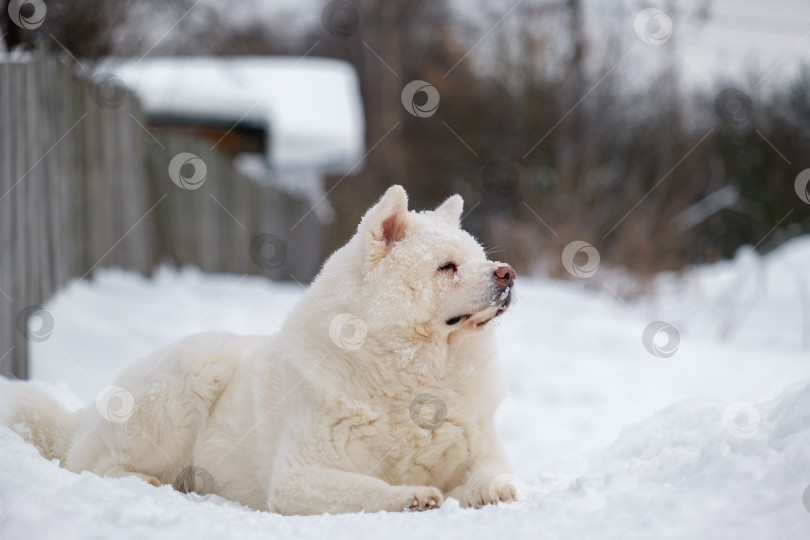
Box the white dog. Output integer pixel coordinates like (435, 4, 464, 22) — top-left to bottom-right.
(2, 185, 518, 514)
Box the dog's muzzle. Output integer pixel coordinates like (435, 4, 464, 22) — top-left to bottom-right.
(445, 265, 516, 326)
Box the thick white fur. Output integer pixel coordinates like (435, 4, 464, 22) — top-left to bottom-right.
(1, 186, 517, 515)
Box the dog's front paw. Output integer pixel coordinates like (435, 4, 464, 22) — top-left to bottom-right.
(461, 473, 519, 509)
(402, 486, 443, 511)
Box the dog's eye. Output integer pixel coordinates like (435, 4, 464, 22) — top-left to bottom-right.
(438, 262, 457, 273)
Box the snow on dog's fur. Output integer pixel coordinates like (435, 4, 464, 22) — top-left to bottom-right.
(1, 185, 519, 514)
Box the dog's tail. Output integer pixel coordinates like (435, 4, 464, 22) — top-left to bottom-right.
(0, 380, 78, 463)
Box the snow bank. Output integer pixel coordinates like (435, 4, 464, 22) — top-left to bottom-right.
(2, 237, 810, 538)
(1, 382, 806, 539)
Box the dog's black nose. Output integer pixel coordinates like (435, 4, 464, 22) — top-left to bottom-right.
(493, 265, 515, 288)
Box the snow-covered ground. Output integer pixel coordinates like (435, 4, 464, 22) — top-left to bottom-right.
(2, 238, 810, 539)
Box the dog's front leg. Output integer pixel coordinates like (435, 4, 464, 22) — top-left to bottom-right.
(267, 467, 443, 515)
(450, 422, 519, 508)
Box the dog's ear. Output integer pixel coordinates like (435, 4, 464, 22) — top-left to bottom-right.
(434, 194, 463, 225)
(362, 185, 409, 256)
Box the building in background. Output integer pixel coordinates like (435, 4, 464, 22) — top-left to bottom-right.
(101, 56, 366, 222)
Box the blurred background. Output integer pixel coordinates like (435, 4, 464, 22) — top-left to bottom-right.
(1, 0, 809, 379)
(3, 3, 810, 536)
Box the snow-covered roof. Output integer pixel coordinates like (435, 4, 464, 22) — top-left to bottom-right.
(99, 56, 365, 174)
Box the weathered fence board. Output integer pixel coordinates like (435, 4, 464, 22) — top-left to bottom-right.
(0, 53, 325, 379)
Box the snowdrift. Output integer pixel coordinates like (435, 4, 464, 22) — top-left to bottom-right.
(2, 237, 810, 539)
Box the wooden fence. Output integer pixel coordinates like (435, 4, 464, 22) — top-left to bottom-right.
(0, 53, 324, 378)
